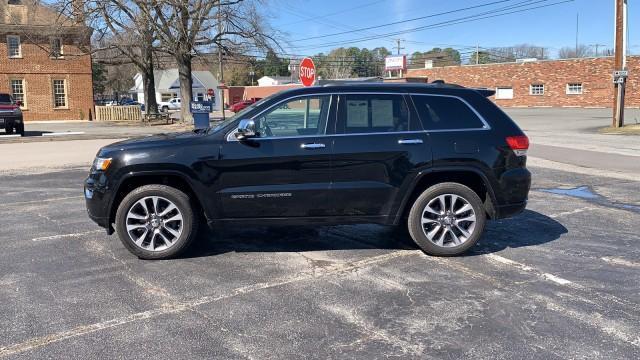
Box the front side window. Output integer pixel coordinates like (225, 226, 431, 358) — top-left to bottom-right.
(254, 95, 331, 138)
(530, 84, 544, 95)
(50, 38, 63, 58)
(53, 79, 67, 108)
(337, 94, 412, 134)
(7, 36, 21, 58)
(10, 79, 25, 106)
(412, 95, 485, 130)
(566, 83, 583, 95)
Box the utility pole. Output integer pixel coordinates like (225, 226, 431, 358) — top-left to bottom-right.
(575, 12, 579, 56)
(590, 43, 606, 57)
(217, 0, 225, 120)
(613, 0, 627, 128)
(395, 38, 404, 55)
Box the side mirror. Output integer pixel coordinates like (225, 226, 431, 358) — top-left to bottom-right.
(15, 101, 22, 107)
(235, 119, 257, 140)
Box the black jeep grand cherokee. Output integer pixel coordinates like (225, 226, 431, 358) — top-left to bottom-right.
(85, 83, 531, 259)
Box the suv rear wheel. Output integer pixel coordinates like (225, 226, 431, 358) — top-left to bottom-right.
(115, 184, 198, 259)
(407, 183, 486, 256)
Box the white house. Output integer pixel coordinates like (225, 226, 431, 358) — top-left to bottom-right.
(130, 69, 221, 110)
(257, 75, 295, 86)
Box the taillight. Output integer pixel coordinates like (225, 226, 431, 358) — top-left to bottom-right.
(506, 135, 529, 156)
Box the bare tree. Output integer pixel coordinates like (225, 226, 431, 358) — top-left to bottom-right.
(558, 44, 594, 59)
(145, 0, 277, 122)
(89, 0, 160, 114)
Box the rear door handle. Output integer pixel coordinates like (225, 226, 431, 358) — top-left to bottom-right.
(398, 139, 423, 145)
(301, 143, 326, 149)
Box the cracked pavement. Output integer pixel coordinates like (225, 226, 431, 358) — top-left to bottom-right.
(0, 162, 639, 359)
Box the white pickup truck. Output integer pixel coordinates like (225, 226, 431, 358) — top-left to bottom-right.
(158, 98, 181, 112)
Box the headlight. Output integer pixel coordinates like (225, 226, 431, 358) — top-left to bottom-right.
(93, 157, 112, 171)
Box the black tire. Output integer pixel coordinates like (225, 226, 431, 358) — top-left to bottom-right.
(407, 182, 486, 256)
(162, 106, 169, 113)
(115, 184, 199, 260)
(17, 124, 25, 136)
(5, 125, 14, 135)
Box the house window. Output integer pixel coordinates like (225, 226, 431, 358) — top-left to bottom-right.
(529, 84, 544, 96)
(7, 36, 21, 58)
(50, 38, 63, 58)
(196, 93, 204, 102)
(495, 87, 514, 99)
(10, 79, 25, 106)
(160, 93, 174, 102)
(566, 83, 583, 95)
(53, 79, 67, 108)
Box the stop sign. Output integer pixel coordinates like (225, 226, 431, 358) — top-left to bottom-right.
(207, 88, 214, 96)
(299, 57, 316, 87)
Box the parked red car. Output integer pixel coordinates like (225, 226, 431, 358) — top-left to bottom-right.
(230, 98, 262, 113)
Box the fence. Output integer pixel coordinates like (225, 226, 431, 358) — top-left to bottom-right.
(95, 105, 143, 122)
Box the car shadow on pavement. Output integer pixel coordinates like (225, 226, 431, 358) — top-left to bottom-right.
(180, 210, 566, 259)
(466, 209, 568, 256)
(181, 224, 416, 259)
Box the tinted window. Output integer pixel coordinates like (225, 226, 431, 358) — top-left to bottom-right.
(338, 94, 412, 134)
(412, 95, 485, 130)
(254, 95, 331, 138)
(0, 94, 13, 104)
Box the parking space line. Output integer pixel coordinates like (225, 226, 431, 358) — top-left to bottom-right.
(31, 230, 103, 242)
(2, 196, 83, 206)
(0, 250, 419, 357)
(547, 206, 597, 218)
(484, 253, 574, 286)
(601, 257, 640, 268)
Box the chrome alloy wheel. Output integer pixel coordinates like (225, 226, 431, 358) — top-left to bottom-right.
(125, 196, 183, 252)
(421, 194, 477, 248)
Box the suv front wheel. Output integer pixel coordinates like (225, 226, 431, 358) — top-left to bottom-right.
(115, 184, 198, 259)
(407, 183, 486, 256)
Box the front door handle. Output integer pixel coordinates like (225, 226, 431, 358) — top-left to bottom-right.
(301, 143, 326, 149)
(398, 139, 423, 145)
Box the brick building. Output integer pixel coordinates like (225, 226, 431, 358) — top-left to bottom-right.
(0, 0, 93, 121)
(406, 56, 639, 108)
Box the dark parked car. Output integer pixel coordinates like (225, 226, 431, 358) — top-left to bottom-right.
(0, 93, 24, 136)
(85, 83, 531, 259)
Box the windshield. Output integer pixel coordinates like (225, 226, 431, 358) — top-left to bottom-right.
(209, 96, 273, 133)
(0, 94, 13, 104)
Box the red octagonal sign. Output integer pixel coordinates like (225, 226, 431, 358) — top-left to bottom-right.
(299, 57, 316, 87)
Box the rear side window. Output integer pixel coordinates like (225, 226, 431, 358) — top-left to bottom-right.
(337, 94, 414, 134)
(412, 95, 486, 130)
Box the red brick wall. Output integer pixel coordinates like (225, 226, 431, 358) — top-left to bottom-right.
(406, 56, 639, 108)
(0, 38, 94, 121)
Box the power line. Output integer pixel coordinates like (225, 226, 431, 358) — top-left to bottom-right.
(292, 0, 518, 42)
(291, 0, 573, 50)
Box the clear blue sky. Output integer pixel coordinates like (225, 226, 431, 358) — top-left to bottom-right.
(265, 0, 636, 59)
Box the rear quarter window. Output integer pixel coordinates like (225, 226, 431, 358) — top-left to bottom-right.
(412, 95, 486, 130)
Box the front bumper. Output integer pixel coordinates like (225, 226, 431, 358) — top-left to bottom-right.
(0, 114, 21, 129)
(84, 173, 112, 229)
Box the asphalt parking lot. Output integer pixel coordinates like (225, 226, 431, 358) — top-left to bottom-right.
(1, 163, 639, 359)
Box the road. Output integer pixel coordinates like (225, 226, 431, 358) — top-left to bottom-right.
(1, 161, 639, 358)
